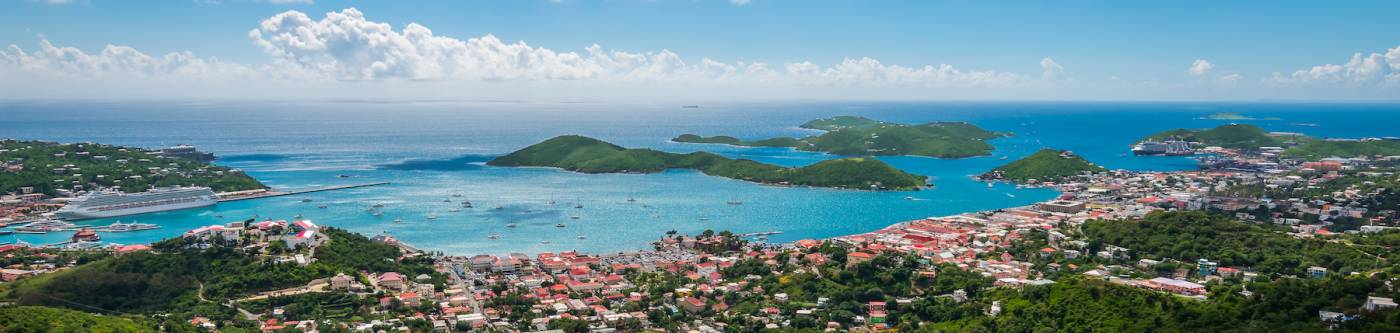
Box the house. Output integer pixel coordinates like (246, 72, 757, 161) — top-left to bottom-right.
(1307, 266, 1328, 279)
(378, 272, 406, 290)
(1364, 296, 1397, 311)
(680, 297, 707, 313)
(1143, 277, 1206, 296)
(847, 252, 876, 267)
(1, 269, 37, 282)
(330, 273, 355, 290)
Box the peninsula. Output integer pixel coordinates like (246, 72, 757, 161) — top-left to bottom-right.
(980, 148, 1105, 183)
(672, 116, 1004, 158)
(488, 135, 927, 190)
(0, 139, 264, 196)
(1140, 124, 1400, 159)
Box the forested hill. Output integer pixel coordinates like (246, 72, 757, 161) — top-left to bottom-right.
(489, 135, 929, 190)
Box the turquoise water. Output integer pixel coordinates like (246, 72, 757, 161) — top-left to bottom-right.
(3, 101, 1398, 255)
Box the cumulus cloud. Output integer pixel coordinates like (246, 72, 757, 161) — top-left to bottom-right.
(1270, 44, 1400, 86)
(246, 8, 1030, 88)
(1188, 59, 1213, 77)
(0, 37, 253, 80)
(1040, 57, 1064, 80)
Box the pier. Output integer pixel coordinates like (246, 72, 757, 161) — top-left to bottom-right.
(217, 182, 390, 202)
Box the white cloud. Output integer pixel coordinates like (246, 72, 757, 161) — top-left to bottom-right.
(730, 0, 752, 5)
(1040, 57, 1064, 80)
(247, 8, 1030, 88)
(1271, 44, 1400, 86)
(1188, 59, 1213, 77)
(0, 38, 253, 80)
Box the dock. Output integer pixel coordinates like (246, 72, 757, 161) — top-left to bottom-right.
(217, 182, 390, 202)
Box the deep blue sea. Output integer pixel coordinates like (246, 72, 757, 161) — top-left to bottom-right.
(3, 101, 1399, 255)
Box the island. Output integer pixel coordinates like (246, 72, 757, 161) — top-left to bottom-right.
(671, 116, 1005, 158)
(487, 135, 928, 190)
(1139, 124, 1400, 159)
(0, 139, 264, 196)
(1200, 112, 1281, 121)
(979, 148, 1105, 183)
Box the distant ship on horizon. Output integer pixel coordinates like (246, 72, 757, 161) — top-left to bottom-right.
(681, 105, 700, 109)
(53, 186, 218, 221)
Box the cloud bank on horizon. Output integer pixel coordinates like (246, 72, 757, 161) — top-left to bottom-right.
(1, 7, 1398, 101)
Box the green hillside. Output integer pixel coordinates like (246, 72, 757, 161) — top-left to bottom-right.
(0, 305, 153, 332)
(1283, 139, 1400, 160)
(981, 148, 1105, 183)
(672, 116, 1004, 158)
(490, 135, 928, 190)
(0, 139, 264, 196)
(1139, 124, 1285, 149)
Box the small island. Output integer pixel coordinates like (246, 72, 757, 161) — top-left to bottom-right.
(1200, 112, 1280, 121)
(0, 139, 264, 196)
(488, 135, 928, 190)
(672, 116, 1005, 158)
(980, 149, 1106, 184)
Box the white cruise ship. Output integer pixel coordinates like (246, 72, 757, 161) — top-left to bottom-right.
(54, 186, 218, 220)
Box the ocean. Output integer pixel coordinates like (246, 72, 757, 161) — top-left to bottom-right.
(3, 100, 1398, 255)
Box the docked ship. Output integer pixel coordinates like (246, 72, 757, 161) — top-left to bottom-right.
(54, 186, 219, 220)
(1132, 140, 1195, 156)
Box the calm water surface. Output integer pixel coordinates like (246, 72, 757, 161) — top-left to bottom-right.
(3, 101, 1398, 254)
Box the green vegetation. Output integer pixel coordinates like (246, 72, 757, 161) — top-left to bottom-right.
(1140, 124, 1287, 149)
(488, 135, 928, 190)
(1081, 211, 1393, 277)
(936, 275, 1400, 333)
(672, 116, 1004, 158)
(981, 148, 1105, 183)
(0, 139, 264, 196)
(1202, 112, 1280, 121)
(1284, 140, 1400, 160)
(2, 227, 432, 315)
(0, 305, 153, 332)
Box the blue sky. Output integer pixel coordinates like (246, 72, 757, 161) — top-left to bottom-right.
(2, 0, 1398, 101)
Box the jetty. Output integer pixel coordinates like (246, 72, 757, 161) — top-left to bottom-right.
(217, 182, 390, 202)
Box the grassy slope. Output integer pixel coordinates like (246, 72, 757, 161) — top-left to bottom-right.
(489, 135, 928, 190)
(983, 148, 1105, 183)
(0, 305, 153, 332)
(673, 116, 1002, 158)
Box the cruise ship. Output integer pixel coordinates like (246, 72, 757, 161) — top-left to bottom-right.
(54, 186, 219, 220)
(1132, 140, 1195, 156)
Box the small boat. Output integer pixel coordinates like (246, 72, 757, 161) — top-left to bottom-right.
(548, 199, 556, 205)
(300, 198, 312, 203)
(372, 203, 385, 208)
(373, 211, 384, 217)
(506, 224, 517, 228)
(574, 203, 583, 209)
(726, 199, 742, 205)
(494, 205, 504, 210)
(999, 156, 1009, 160)
(987, 182, 994, 188)
(393, 219, 403, 223)
(443, 199, 452, 203)
(294, 213, 304, 219)
(626, 196, 636, 203)
(577, 235, 587, 240)
(448, 208, 461, 213)
(452, 194, 463, 198)
(105, 221, 160, 232)
(570, 215, 580, 220)
(0, 230, 12, 236)
(462, 201, 473, 208)
(426, 214, 438, 220)
(337, 174, 352, 178)
(699, 217, 709, 221)
(905, 196, 915, 200)
(488, 234, 500, 240)
(556, 223, 566, 228)
(540, 240, 551, 244)
(317, 205, 327, 209)
(214, 215, 223, 218)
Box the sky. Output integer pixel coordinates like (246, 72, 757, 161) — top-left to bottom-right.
(1, 0, 1398, 102)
